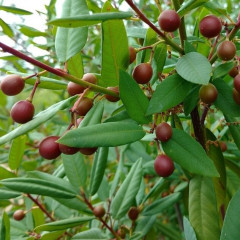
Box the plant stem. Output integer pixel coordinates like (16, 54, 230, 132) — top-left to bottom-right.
(27, 194, 54, 221)
(125, 0, 184, 55)
(200, 105, 210, 126)
(0, 42, 118, 97)
(27, 77, 41, 102)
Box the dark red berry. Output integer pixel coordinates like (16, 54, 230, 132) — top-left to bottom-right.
(75, 97, 93, 116)
(129, 46, 136, 64)
(154, 154, 174, 177)
(10, 100, 34, 124)
(39, 136, 61, 160)
(229, 66, 239, 78)
(13, 210, 25, 221)
(105, 87, 120, 102)
(67, 73, 97, 96)
(79, 147, 97, 155)
(234, 74, 240, 92)
(93, 205, 105, 218)
(132, 63, 153, 84)
(233, 88, 240, 105)
(155, 122, 172, 142)
(219, 141, 227, 152)
(59, 143, 79, 155)
(1, 75, 25, 96)
(217, 41, 236, 61)
(158, 10, 181, 32)
(199, 83, 218, 104)
(199, 15, 222, 38)
(128, 207, 139, 221)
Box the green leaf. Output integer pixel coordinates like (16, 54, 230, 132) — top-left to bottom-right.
(126, 27, 147, 39)
(183, 216, 197, 240)
(119, 70, 151, 124)
(67, 52, 84, 78)
(156, 221, 183, 240)
(55, 0, 88, 62)
(111, 158, 143, 219)
(0, 18, 14, 38)
(100, 2, 129, 87)
(142, 192, 181, 216)
(178, 0, 209, 17)
(0, 96, 76, 146)
(48, 12, 133, 27)
(72, 228, 108, 239)
(0, 166, 16, 180)
(8, 135, 26, 170)
(213, 62, 234, 79)
(204, 2, 227, 16)
(62, 152, 87, 191)
(176, 52, 212, 85)
(0, 6, 32, 15)
(153, 43, 167, 73)
(183, 85, 200, 116)
(32, 207, 45, 228)
(213, 79, 240, 150)
(0, 188, 20, 199)
(146, 74, 193, 115)
(58, 122, 146, 148)
(189, 177, 221, 240)
(41, 231, 65, 240)
(90, 147, 109, 195)
(35, 217, 93, 232)
(0, 212, 10, 240)
(220, 188, 240, 240)
(19, 26, 48, 37)
(162, 129, 219, 177)
(1, 178, 76, 199)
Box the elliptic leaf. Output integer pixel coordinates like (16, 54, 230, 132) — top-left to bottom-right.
(0, 189, 20, 199)
(213, 62, 234, 79)
(0, 6, 32, 15)
(183, 216, 197, 240)
(176, 52, 212, 85)
(72, 228, 108, 239)
(0, 18, 14, 38)
(178, 0, 209, 17)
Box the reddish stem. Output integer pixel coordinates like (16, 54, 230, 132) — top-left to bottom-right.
(28, 77, 41, 102)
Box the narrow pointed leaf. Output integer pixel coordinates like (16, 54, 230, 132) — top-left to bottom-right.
(49, 12, 133, 27)
(58, 122, 145, 148)
(183, 216, 197, 240)
(90, 147, 109, 195)
(162, 129, 219, 177)
(55, 0, 88, 62)
(1, 178, 76, 198)
(0, 18, 14, 38)
(176, 52, 212, 85)
(220, 188, 240, 240)
(0, 6, 32, 15)
(213, 62, 233, 79)
(119, 70, 151, 124)
(0, 96, 76, 146)
(100, 2, 129, 86)
(189, 177, 221, 240)
(0, 212, 10, 240)
(35, 217, 93, 232)
(0, 189, 20, 199)
(111, 158, 143, 219)
(146, 74, 193, 115)
(178, 0, 209, 17)
(72, 228, 108, 239)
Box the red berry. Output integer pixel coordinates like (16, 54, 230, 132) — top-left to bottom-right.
(154, 154, 174, 177)
(132, 63, 153, 84)
(155, 122, 172, 142)
(10, 100, 34, 124)
(105, 87, 120, 102)
(229, 66, 239, 78)
(234, 74, 240, 92)
(79, 147, 97, 155)
(128, 207, 139, 221)
(59, 143, 79, 155)
(199, 15, 222, 38)
(219, 141, 227, 152)
(233, 88, 240, 105)
(129, 46, 136, 64)
(93, 205, 105, 218)
(75, 97, 93, 116)
(217, 41, 236, 61)
(39, 136, 61, 160)
(199, 83, 218, 104)
(158, 10, 181, 32)
(0, 74, 25, 96)
(13, 210, 25, 221)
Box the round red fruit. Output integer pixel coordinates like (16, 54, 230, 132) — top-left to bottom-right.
(219, 141, 227, 152)
(1, 74, 25, 96)
(75, 97, 93, 116)
(10, 100, 34, 124)
(79, 147, 97, 155)
(129, 46, 136, 64)
(59, 143, 79, 155)
(233, 88, 240, 105)
(39, 136, 61, 160)
(234, 74, 240, 92)
(199, 83, 218, 104)
(128, 207, 139, 221)
(155, 122, 172, 142)
(158, 10, 181, 32)
(199, 15, 222, 38)
(132, 63, 153, 84)
(13, 210, 25, 221)
(154, 154, 174, 177)
(93, 205, 105, 218)
(105, 86, 120, 102)
(229, 66, 239, 78)
(217, 41, 236, 61)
